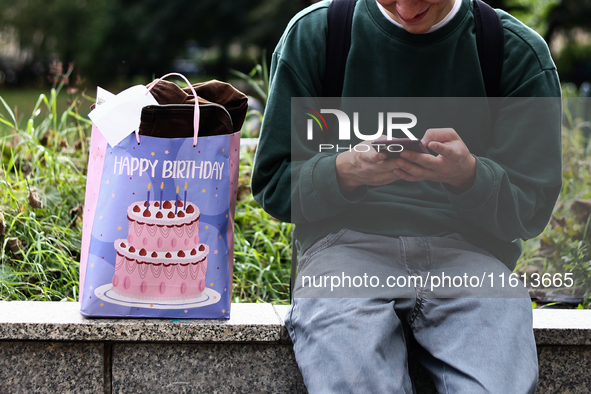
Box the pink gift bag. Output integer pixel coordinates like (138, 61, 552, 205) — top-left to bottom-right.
(79, 74, 247, 318)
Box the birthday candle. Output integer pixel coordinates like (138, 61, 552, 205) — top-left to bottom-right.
(175, 185, 180, 214)
(147, 183, 151, 208)
(183, 182, 188, 210)
(160, 182, 164, 209)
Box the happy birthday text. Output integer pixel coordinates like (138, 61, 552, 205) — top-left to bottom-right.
(112, 157, 225, 180)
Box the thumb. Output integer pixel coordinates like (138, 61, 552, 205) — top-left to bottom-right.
(366, 142, 387, 162)
(368, 150, 388, 162)
(426, 140, 443, 153)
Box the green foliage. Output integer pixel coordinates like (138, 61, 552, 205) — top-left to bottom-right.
(231, 57, 291, 303)
(0, 0, 108, 78)
(233, 52, 269, 138)
(231, 51, 269, 106)
(517, 97, 591, 308)
(233, 146, 292, 304)
(0, 0, 310, 85)
(0, 65, 90, 301)
(506, 0, 560, 36)
(553, 37, 591, 85)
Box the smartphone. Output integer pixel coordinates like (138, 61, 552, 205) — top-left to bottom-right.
(371, 138, 429, 159)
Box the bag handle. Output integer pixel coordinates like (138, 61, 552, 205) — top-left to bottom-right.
(139, 72, 201, 146)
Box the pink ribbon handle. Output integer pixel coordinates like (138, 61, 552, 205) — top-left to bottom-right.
(144, 72, 201, 147)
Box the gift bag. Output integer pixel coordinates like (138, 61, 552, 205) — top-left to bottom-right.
(79, 73, 248, 318)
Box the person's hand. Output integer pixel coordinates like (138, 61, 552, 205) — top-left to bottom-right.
(335, 138, 403, 194)
(392, 128, 477, 193)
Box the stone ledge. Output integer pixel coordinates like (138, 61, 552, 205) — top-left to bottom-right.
(1, 301, 590, 344)
(1, 302, 591, 393)
(533, 309, 591, 345)
(0, 301, 286, 342)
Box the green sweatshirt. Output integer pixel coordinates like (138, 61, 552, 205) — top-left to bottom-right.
(252, 0, 562, 269)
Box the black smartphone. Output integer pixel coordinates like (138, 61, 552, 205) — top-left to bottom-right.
(371, 138, 429, 159)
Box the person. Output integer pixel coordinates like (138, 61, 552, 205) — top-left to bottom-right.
(252, 0, 562, 392)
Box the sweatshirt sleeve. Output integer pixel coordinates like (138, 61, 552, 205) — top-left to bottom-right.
(443, 16, 563, 242)
(252, 50, 367, 224)
(252, 4, 367, 223)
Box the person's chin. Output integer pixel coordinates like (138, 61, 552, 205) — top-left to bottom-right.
(397, 8, 434, 34)
(401, 22, 433, 34)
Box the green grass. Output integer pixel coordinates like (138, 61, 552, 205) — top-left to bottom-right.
(0, 89, 93, 138)
(515, 96, 591, 308)
(0, 76, 90, 300)
(233, 145, 291, 303)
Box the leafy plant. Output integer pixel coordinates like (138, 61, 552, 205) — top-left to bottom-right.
(231, 50, 269, 106)
(506, 0, 560, 36)
(517, 96, 591, 308)
(232, 145, 292, 304)
(232, 51, 269, 138)
(1, 63, 91, 301)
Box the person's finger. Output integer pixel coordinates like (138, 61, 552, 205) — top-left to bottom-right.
(400, 149, 439, 169)
(392, 168, 420, 182)
(426, 140, 455, 158)
(395, 158, 432, 179)
(369, 151, 388, 162)
(358, 141, 388, 162)
(422, 127, 458, 146)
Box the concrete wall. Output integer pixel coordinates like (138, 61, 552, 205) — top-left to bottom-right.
(1, 302, 590, 393)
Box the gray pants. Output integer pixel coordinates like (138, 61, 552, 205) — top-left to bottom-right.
(285, 229, 537, 393)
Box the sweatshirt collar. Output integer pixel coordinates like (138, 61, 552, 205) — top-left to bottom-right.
(376, 0, 462, 33)
(365, 0, 471, 43)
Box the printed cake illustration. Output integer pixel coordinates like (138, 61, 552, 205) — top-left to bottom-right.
(112, 199, 209, 300)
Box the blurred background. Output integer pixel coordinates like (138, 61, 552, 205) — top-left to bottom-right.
(0, 0, 590, 101)
(0, 0, 312, 95)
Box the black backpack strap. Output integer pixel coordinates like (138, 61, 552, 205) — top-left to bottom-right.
(323, 0, 357, 97)
(473, 0, 504, 98)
